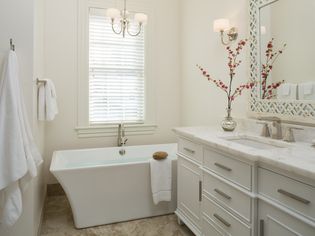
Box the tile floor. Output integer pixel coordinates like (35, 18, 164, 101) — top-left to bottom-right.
(40, 196, 194, 236)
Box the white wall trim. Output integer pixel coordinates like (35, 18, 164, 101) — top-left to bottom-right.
(75, 123, 157, 138)
(36, 188, 47, 236)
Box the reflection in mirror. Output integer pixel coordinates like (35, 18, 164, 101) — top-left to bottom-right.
(259, 0, 315, 101)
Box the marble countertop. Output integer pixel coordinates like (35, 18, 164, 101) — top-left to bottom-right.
(173, 126, 315, 182)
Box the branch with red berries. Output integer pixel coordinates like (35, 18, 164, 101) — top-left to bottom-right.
(261, 39, 286, 99)
(197, 39, 255, 109)
(197, 66, 229, 94)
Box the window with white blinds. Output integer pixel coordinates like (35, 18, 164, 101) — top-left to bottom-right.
(89, 8, 145, 125)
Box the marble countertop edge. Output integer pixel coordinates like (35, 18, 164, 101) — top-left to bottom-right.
(173, 127, 315, 182)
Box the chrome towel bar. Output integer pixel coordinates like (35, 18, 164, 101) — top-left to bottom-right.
(36, 78, 46, 85)
(10, 38, 15, 51)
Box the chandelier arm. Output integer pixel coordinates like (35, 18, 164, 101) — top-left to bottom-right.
(126, 22, 142, 37)
(111, 19, 123, 35)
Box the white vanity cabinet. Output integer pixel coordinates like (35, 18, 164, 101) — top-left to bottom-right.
(175, 134, 315, 236)
(176, 138, 203, 235)
(176, 137, 254, 236)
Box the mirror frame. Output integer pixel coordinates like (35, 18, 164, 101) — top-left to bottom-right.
(248, 0, 315, 124)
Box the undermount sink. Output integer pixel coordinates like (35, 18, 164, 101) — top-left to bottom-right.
(223, 135, 290, 150)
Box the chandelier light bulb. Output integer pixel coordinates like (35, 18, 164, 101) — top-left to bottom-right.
(134, 13, 148, 25)
(106, 8, 121, 19)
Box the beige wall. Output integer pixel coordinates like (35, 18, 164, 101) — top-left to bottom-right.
(180, 0, 250, 126)
(0, 0, 46, 235)
(43, 0, 181, 183)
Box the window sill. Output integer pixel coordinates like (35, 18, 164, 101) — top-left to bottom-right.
(75, 123, 157, 138)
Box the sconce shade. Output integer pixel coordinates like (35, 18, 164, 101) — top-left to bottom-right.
(213, 18, 230, 32)
(106, 8, 121, 19)
(134, 13, 148, 25)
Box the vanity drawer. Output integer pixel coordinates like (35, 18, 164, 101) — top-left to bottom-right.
(203, 172, 251, 222)
(204, 149, 252, 190)
(202, 216, 224, 236)
(202, 195, 251, 236)
(258, 168, 315, 221)
(178, 138, 202, 163)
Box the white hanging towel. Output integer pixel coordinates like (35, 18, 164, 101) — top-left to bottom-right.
(38, 78, 58, 121)
(277, 83, 297, 100)
(0, 50, 43, 227)
(150, 158, 172, 205)
(302, 82, 313, 95)
(298, 82, 315, 101)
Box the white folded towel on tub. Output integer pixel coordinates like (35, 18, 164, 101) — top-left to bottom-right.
(150, 158, 172, 205)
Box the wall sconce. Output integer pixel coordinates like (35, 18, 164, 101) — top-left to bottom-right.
(213, 19, 238, 45)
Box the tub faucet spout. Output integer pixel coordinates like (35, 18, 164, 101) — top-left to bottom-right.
(118, 123, 128, 147)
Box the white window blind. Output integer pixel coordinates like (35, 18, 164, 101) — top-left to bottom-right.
(89, 8, 145, 125)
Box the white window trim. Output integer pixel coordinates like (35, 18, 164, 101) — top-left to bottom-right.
(77, 0, 157, 138)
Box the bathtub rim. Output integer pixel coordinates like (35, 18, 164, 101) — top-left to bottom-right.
(50, 143, 178, 172)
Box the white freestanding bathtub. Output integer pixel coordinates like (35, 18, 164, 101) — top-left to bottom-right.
(50, 143, 177, 228)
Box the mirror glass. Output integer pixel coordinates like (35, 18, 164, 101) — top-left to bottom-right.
(259, 0, 315, 101)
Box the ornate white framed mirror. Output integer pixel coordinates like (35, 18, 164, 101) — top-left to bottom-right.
(248, 0, 315, 124)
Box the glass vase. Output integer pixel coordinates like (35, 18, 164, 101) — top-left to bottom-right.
(221, 108, 237, 132)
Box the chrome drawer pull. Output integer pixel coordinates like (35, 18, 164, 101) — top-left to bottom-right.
(277, 189, 310, 205)
(214, 188, 231, 200)
(260, 220, 264, 236)
(199, 181, 202, 202)
(214, 163, 232, 172)
(213, 213, 231, 227)
(183, 147, 195, 154)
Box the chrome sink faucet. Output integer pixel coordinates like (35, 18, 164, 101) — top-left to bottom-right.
(117, 123, 128, 147)
(258, 116, 282, 139)
(283, 126, 303, 143)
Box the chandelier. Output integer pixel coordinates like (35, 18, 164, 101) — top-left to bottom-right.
(106, 0, 148, 38)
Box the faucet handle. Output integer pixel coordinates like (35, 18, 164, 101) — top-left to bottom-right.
(283, 127, 303, 143)
(257, 121, 270, 137)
